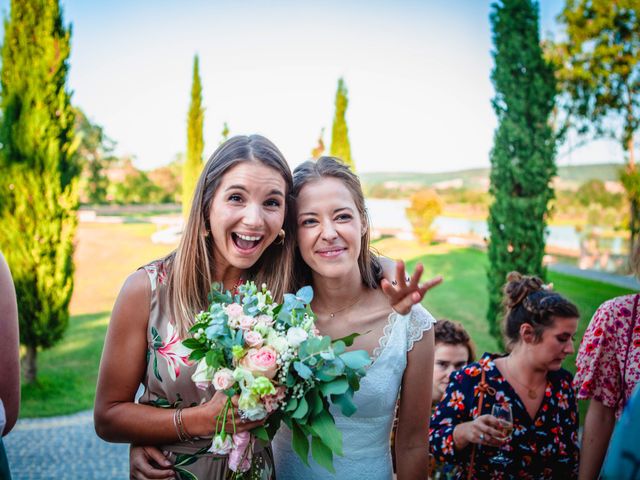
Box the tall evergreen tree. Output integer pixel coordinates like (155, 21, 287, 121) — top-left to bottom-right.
(0, 0, 79, 382)
(183, 55, 204, 218)
(330, 78, 354, 170)
(486, 0, 558, 343)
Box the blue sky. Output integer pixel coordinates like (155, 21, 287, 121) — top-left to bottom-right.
(0, 0, 628, 172)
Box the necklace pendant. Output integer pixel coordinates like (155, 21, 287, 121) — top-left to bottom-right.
(527, 390, 537, 399)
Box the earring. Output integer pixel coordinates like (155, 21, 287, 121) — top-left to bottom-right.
(203, 229, 210, 238)
(274, 229, 285, 245)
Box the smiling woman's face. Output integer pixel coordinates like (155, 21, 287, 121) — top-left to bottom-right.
(209, 161, 286, 274)
(295, 177, 364, 281)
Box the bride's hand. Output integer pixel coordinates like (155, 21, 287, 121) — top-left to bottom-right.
(380, 260, 442, 315)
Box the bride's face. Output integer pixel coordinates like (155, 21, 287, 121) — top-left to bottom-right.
(295, 177, 364, 281)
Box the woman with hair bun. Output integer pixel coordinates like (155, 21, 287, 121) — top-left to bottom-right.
(430, 272, 580, 479)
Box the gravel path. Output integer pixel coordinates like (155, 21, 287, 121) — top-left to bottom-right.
(4, 410, 128, 479)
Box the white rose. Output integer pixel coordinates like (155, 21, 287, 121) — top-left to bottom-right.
(286, 327, 308, 348)
(266, 331, 289, 353)
(239, 404, 268, 422)
(212, 368, 235, 391)
(209, 433, 233, 455)
(191, 358, 214, 390)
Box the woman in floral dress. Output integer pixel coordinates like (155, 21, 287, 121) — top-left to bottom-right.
(94, 135, 296, 479)
(574, 241, 640, 479)
(430, 272, 580, 479)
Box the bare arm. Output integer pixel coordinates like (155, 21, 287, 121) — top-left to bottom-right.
(395, 327, 434, 479)
(0, 252, 20, 435)
(578, 399, 615, 480)
(94, 270, 258, 444)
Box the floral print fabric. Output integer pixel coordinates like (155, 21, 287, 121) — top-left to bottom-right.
(429, 353, 579, 480)
(137, 259, 274, 479)
(574, 294, 640, 419)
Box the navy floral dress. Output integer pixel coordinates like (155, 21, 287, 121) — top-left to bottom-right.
(430, 353, 579, 480)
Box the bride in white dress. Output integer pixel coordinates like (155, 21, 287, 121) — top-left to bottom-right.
(272, 157, 436, 480)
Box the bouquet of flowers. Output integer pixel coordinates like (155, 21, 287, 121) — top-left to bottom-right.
(182, 281, 371, 478)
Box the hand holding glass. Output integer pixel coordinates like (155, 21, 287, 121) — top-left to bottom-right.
(490, 403, 513, 465)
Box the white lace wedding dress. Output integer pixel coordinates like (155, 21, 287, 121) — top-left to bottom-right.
(272, 304, 436, 479)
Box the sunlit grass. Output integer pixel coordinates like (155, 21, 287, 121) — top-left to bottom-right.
(20, 312, 110, 418)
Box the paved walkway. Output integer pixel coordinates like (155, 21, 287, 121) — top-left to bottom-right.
(4, 410, 128, 479)
(549, 263, 640, 290)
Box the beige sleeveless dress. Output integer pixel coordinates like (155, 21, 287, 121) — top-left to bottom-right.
(137, 258, 275, 480)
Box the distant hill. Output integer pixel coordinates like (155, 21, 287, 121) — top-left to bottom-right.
(360, 162, 623, 189)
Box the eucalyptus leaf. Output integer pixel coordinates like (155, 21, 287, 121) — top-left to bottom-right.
(294, 361, 313, 380)
(339, 350, 371, 370)
(331, 391, 357, 417)
(319, 335, 331, 351)
(319, 377, 349, 396)
(296, 285, 314, 304)
(332, 340, 346, 355)
(319, 358, 345, 377)
(320, 350, 335, 361)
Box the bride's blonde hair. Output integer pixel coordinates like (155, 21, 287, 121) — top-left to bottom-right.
(167, 135, 294, 337)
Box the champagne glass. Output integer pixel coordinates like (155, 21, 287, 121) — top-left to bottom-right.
(489, 403, 513, 465)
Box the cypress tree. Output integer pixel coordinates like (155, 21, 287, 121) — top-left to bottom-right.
(183, 55, 204, 218)
(486, 0, 557, 343)
(0, 0, 79, 382)
(330, 78, 354, 170)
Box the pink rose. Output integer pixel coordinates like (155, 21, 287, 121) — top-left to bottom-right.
(239, 315, 256, 331)
(244, 330, 264, 348)
(213, 368, 235, 391)
(229, 431, 252, 472)
(239, 346, 278, 379)
(263, 385, 287, 413)
(225, 303, 244, 318)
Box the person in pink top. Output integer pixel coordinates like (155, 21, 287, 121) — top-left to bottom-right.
(574, 241, 640, 480)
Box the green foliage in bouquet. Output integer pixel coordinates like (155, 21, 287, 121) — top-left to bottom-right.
(183, 282, 371, 474)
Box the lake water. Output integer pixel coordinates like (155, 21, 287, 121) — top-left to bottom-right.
(366, 198, 626, 255)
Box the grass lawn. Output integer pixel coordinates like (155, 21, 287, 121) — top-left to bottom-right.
(20, 222, 177, 418)
(374, 237, 636, 421)
(20, 228, 636, 418)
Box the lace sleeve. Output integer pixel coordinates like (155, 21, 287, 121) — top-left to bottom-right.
(407, 304, 436, 352)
